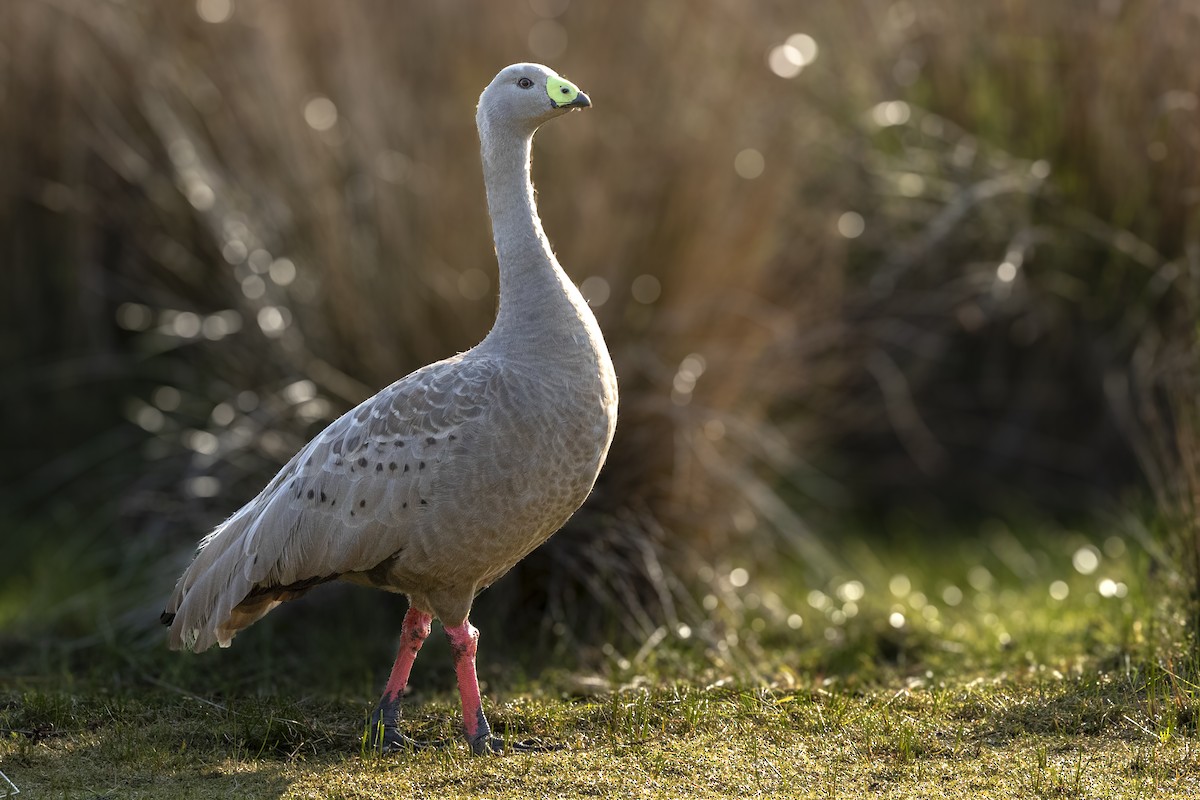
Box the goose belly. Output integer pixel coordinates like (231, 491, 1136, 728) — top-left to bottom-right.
(378, 384, 615, 593)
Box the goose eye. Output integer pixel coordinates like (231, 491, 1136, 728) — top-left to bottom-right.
(517, 77, 534, 89)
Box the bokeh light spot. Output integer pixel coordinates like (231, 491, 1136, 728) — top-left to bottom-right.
(580, 275, 610, 307)
(172, 311, 201, 338)
(1049, 580, 1069, 600)
(767, 33, 817, 78)
(269, 258, 297, 286)
(186, 476, 221, 498)
(185, 429, 219, 455)
(785, 33, 818, 64)
(211, 403, 235, 426)
(304, 97, 338, 131)
(458, 268, 491, 300)
(996, 261, 1018, 282)
(889, 611, 906, 629)
(529, 20, 567, 60)
(837, 580, 865, 602)
(202, 311, 241, 340)
(897, 172, 925, 197)
(196, 0, 233, 24)
(186, 181, 215, 211)
(297, 398, 331, 423)
(767, 46, 804, 79)
(673, 352, 706, 401)
(703, 419, 726, 441)
(241, 274, 266, 300)
(680, 353, 706, 378)
(968, 565, 994, 591)
(222, 240, 247, 265)
(257, 306, 288, 336)
(729, 568, 749, 587)
(837, 211, 865, 239)
(375, 150, 411, 184)
(872, 100, 911, 127)
(116, 303, 153, 331)
(631, 274, 661, 304)
(1072, 545, 1100, 575)
(247, 249, 272, 274)
(282, 380, 316, 405)
(734, 148, 765, 179)
(153, 386, 181, 411)
(732, 508, 756, 533)
(131, 404, 164, 433)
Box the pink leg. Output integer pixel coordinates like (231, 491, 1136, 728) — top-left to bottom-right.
(444, 620, 499, 755)
(383, 607, 433, 702)
(370, 606, 432, 751)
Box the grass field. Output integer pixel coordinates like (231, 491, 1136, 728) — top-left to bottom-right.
(3, 671, 1197, 798)
(3, 520, 1198, 798)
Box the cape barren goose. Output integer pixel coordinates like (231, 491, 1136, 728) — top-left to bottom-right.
(161, 63, 618, 755)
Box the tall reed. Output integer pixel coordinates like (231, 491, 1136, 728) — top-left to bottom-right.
(4, 0, 1199, 651)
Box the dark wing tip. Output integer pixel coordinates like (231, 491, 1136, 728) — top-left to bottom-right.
(159, 611, 176, 626)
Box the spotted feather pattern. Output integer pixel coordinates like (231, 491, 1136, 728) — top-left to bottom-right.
(163, 354, 505, 651)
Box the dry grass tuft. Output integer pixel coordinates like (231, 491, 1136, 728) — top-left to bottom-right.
(3, 0, 1200, 648)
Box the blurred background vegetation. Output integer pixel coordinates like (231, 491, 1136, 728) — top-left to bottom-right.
(2, 0, 1198, 677)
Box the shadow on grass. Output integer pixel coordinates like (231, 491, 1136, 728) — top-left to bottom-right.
(0, 683, 360, 799)
(952, 672, 1200, 744)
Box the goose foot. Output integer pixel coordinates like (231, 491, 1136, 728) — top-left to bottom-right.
(367, 702, 439, 754)
(373, 729, 440, 754)
(463, 705, 563, 755)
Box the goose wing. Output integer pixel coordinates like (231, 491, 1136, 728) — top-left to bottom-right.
(164, 353, 502, 650)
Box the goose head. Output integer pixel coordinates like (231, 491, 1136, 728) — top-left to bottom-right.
(476, 63, 591, 139)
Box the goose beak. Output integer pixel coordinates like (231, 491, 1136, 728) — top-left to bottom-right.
(547, 76, 591, 109)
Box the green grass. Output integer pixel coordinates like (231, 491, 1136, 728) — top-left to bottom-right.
(3, 521, 1199, 798)
(3, 670, 1198, 798)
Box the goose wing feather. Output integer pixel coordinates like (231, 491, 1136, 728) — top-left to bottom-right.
(165, 353, 502, 651)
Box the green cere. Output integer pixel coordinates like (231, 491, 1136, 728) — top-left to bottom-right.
(547, 75, 581, 108)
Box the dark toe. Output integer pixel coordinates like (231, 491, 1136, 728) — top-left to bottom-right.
(367, 703, 440, 754)
(377, 731, 440, 754)
(506, 737, 565, 753)
(468, 733, 503, 756)
(469, 735, 563, 755)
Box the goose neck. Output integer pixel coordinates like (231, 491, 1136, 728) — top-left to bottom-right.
(480, 128, 581, 344)
(480, 132, 551, 275)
